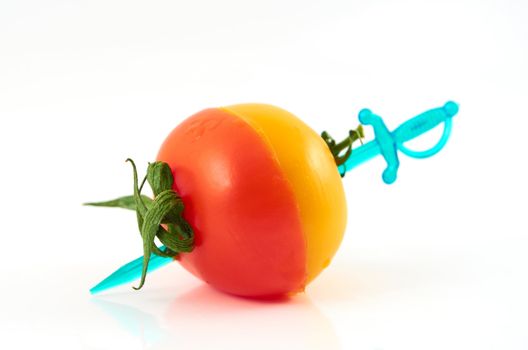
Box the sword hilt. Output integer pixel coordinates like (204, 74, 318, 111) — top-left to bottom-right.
(359, 108, 400, 184)
(358, 101, 458, 184)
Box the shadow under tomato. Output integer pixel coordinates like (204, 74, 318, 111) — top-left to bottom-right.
(164, 284, 341, 349)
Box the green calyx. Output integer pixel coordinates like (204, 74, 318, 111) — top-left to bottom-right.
(321, 124, 364, 176)
(85, 159, 194, 290)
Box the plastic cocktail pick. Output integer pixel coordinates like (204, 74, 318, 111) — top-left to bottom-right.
(90, 101, 459, 295)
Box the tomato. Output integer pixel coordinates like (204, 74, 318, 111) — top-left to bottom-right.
(157, 104, 347, 297)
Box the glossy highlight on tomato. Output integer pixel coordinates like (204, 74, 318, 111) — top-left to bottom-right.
(157, 104, 347, 297)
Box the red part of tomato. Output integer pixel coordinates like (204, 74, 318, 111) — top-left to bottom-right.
(157, 108, 306, 297)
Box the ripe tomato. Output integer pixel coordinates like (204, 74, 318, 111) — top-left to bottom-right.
(157, 104, 347, 297)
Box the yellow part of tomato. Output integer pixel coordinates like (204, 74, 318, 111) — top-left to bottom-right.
(222, 104, 348, 284)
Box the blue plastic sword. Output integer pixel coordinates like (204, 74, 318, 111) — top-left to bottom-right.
(90, 101, 459, 294)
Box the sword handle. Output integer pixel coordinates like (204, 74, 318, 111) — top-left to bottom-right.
(358, 101, 458, 184)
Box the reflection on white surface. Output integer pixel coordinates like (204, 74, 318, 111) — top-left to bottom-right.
(92, 299, 165, 346)
(91, 284, 339, 350)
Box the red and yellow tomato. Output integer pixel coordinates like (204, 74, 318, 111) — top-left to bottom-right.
(157, 104, 347, 297)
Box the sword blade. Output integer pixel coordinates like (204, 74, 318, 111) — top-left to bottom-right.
(90, 248, 174, 294)
(338, 140, 381, 175)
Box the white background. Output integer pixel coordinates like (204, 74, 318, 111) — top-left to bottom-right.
(1, 0, 527, 349)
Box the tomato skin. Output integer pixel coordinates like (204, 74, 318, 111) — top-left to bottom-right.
(223, 104, 347, 285)
(157, 108, 306, 297)
(157, 104, 347, 297)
